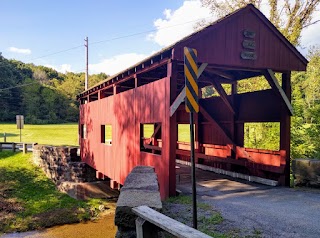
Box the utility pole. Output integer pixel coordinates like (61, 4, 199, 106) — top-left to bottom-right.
(84, 36, 88, 90)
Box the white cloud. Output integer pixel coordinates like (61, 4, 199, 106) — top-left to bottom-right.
(8, 47, 31, 54)
(45, 64, 72, 73)
(300, 21, 320, 55)
(148, 0, 214, 47)
(89, 53, 147, 75)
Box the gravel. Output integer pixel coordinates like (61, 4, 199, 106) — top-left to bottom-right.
(176, 164, 320, 238)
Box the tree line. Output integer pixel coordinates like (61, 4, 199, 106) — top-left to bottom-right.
(0, 53, 107, 124)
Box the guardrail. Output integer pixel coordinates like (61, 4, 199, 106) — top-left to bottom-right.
(0, 142, 34, 153)
(132, 205, 211, 238)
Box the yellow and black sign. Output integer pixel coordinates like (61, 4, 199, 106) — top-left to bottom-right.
(184, 47, 199, 113)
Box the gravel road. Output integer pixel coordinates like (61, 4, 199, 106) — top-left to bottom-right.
(176, 164, 320, 238)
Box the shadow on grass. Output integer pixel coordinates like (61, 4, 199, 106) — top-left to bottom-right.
(0, 133, 18, 138)
(0, 151, 18, 159)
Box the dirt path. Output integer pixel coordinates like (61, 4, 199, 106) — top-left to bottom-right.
(176, 164, 320, 238)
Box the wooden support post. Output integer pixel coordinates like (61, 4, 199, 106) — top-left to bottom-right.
(167, 60, 178, 197)
(113, 85, 118, 95)
(134, 76, 138, 88)
(231, 82, 238, 157)
(110, 180, 119, 189)
(280, 72, 291, 186)
(136, 217, 145, 238)
(23, 143, 27, 154)
(12, 143, 15, 152)
(0, 143, 2, 152)
(136, 217, 159, 238)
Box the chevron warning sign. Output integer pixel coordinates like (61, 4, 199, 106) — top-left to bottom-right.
(184, 47, 199, 113)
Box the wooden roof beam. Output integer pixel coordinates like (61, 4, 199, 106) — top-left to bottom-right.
(206, 68, 234, 80)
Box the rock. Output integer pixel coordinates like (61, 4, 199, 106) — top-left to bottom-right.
(293, 159, 320, 187)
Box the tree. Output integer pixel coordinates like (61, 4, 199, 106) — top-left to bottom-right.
(200, 0, 320, 45)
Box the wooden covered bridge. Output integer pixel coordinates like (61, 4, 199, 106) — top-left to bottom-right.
(77, 4, 307, 199)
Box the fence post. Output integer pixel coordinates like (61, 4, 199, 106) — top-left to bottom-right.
(3, 133, 6, 142)
(136, 217, 145, 238)
(135, 217, 159, 238)
(12, 143, 16, 152)
(0, 143, 2, 152)
(23, 143, 27, 154)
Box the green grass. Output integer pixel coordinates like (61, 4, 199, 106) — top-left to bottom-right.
(0, 151, 113, 234)
(163, 195, 230, 237)
(0, 123, 192, 146)
(0, 123, 78, 146)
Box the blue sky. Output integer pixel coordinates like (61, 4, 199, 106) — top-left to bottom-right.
(1, 0, 320, 75)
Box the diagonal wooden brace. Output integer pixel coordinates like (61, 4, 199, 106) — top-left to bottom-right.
(264, 69, 293, 115)
(169, 63, 208, 117)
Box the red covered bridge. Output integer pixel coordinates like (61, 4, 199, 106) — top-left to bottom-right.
(77, 4, 307, 199)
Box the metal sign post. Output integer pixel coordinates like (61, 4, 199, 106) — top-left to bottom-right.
(16, 115, 24, 142)
(184, 47, 199, 229)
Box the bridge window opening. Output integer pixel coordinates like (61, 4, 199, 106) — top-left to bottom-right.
(116, 78, 135, 93)
(237, 76, 271, 94)
(178, 124, 196, 143)
(89, 92, 99, 102)
(80, 97, 88, 104)
(80, 124, 87, 139)
(244, 122, 280, 150)
(140, 123, 162, 155)
(100, 87, 113, 99)
(101, 124, 112, 145)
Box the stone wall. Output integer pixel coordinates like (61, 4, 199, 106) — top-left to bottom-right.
(32, 145, 96, 186)
(115, 166, 162, 238)
(292, 159, 320, 187)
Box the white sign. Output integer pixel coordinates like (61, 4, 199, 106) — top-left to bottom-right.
(16, 115, 24, 129)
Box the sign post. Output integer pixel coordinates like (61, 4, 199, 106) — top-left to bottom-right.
(16, 115, 24, 142)
(184, 47, 199, 229)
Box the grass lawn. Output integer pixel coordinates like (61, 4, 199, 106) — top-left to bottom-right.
(0, 123, 78, 146)
(0, 123, 192, 146)
(0, 151, 114, 234)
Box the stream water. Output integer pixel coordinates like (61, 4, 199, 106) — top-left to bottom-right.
(1, 214, 116, 238)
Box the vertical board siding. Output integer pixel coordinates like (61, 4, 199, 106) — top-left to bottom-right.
(173, 7, 306, 71)
(80, 77, 170, 198)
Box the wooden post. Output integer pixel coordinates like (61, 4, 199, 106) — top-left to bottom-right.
(231, 82, 237, 158)
(136, 217, 159, 238)
(167, 60, 178, 197)
(280, 72, 291, 186)
(23, 143, 27, 154)
(0, 143, 2, 152)
(12, 143, 16, 152)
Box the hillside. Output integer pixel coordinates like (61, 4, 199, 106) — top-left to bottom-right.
(0, 53, 107, 123)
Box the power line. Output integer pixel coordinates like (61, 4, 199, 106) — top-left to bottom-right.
(25, 16, 211, 62)
(0, 82, 38, 91)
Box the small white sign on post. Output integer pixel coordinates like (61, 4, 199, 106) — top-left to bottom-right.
(16, 115, 24, 129)
(16, 115, 24, 142)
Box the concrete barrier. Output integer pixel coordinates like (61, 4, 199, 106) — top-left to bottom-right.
(115, 166, 162, 238)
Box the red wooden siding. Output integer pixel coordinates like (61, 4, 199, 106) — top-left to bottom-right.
(173, 6, 306, 72)
(80, 77, 171, 199)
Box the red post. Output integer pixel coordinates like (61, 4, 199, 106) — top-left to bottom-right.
(167, 60, 178, 197)
(280, 72, 291, 186)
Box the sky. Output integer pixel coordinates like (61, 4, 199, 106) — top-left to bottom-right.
(1, 0, 320, 76)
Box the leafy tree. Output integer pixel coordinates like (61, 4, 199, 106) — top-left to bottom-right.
(200, 0, 320, 45)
